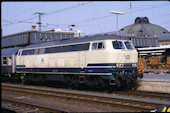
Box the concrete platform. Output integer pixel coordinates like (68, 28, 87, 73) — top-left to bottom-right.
(143, 74, 170, 80)
(137, 74, 170, 93)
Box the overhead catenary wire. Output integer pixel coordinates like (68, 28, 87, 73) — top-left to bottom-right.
(38, 3, 169, 29)
(43, 2, 92, 17)
(2, 2, 92, 28)
(2, 2, 169, 27)
(5, 2, 47, 21)
(1, 2, 170, 35)
(2, 15, 39, 27)
(67, 3, 170, 26)
(2, 20, 13, 24)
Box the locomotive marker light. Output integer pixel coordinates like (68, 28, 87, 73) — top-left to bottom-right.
(110, 11, 124, 35)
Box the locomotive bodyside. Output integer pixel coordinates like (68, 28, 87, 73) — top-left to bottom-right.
(16, 38, 142, 88)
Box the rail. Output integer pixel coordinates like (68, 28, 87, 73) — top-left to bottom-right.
(2, 98, 69, 113)
(2, 83, 170, 112)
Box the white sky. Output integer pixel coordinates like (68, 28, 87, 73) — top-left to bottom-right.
(1, 1, 170, 36)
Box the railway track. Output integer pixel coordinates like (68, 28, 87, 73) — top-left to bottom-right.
(2, 83, 170, 112)
(2, 98, 68, 113)
(111, 90, 170, 101)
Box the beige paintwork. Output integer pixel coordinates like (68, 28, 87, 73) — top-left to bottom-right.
(16, 39, 138, 69)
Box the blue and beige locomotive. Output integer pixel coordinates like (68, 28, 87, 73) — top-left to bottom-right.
(2, 34, 143, 89)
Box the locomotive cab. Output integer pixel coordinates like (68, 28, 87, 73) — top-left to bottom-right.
(110, 40, 142, 88)
(87, 39, 142, 89)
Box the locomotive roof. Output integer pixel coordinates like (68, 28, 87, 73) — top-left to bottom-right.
(1, 47, 22, 56)
(24, 34, 129, 49)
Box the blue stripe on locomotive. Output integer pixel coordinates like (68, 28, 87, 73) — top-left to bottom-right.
(16, 63, 138, 80)
(87, 63, 116, 66)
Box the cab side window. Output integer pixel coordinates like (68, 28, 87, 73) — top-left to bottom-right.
(98, 42, 104, 49)
(92, 42, 105, 50)
(92, 43, 97, 50)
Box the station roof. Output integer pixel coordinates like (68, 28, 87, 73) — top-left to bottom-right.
(157, 34, 170, 42)
(2, 30, 75, 38)
(137, 45, 170, 56)
(119, 17, 169, 37)
(137, 45, 170, 51)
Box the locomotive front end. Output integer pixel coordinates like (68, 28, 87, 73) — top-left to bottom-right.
(109, 40, 143, 89)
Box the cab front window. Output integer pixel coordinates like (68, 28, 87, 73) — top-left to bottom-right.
(124, 41, 135, 49)
(112, 41, 125, 49)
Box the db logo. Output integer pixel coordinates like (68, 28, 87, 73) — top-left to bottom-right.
(41, 58, 44, 62)
(126, 55, 130, 60)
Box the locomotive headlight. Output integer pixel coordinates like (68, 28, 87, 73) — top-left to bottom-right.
(132, 63, 137, 67)
(116, 63, 124, 68)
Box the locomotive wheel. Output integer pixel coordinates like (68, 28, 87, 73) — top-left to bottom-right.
(126, 75, 133, 88)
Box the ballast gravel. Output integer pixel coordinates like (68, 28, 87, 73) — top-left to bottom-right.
(2, 88, 139, 112)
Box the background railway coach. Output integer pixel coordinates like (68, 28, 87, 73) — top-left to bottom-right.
(1, 47, 22, 82)
(7, 34, 143, 89)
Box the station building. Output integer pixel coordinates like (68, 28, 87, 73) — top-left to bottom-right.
(119, 17, 170, 74)
(1, 29, 82, 49)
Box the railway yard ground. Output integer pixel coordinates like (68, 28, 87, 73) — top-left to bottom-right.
(2, 73, 170, 112)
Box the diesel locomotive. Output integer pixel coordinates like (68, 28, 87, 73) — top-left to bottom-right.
(1, 34, 143, 89)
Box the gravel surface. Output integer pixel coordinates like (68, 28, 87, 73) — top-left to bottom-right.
(2, 89, 138, 112)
